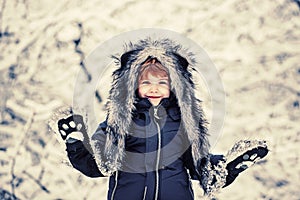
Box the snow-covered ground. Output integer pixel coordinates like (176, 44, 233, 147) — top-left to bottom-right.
(0, 0, 299, 199)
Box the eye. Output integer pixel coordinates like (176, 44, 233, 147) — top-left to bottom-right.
(141, 80, 151, 85)
(159, 80, 168, 85)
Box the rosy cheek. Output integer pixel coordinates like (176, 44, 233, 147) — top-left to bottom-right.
(139, 90, 142, 97)
(138, 87, 145, 97)
(138, 89, 142, 97)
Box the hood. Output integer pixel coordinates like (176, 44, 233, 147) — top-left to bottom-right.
(92, 37, 210, 175)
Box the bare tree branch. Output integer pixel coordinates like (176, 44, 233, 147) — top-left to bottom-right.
(23, 170, 50, 194)
(10, 111, 35, 196)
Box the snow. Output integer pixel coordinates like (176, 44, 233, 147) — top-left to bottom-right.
(0, 0, 299, 199)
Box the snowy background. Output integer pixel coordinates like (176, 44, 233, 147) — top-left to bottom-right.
(0, 0, 300, 199)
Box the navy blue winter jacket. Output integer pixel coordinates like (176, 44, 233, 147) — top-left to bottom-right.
(67, 97, 199, 200)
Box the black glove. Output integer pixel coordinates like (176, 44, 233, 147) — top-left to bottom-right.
(57, 114, 87, 141)
(224, 146, 269, 187)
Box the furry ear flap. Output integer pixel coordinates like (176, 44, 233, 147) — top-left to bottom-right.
(171, 52, 194, 86)
(120, 50, 140, 69)
(172, 53, 189, 71)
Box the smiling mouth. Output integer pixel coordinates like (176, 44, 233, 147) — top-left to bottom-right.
(146, 96, 162, 99)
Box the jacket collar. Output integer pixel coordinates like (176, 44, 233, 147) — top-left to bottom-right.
(134, 96, 176, 110)
(134, 93, 181, 121)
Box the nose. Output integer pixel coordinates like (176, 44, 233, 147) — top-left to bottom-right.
(149, 84, 158, 93)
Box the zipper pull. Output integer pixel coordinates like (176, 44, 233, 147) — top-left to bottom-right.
(154, 107, 160, 119)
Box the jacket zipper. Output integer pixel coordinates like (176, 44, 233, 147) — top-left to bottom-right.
(143, 186, 148, 200)
(111, 171, 118, 200)
(153, 106, 161, 200)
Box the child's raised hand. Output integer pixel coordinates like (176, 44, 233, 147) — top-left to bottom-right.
(224, 141, 269, 187)
(57, 115, 87, 142)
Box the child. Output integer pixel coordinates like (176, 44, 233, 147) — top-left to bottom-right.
(57, 38, 268, 199)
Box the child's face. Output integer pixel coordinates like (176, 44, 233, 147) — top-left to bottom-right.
(138, 72, 170, 106)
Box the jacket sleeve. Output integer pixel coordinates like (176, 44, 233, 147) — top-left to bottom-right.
(182, 147, 200, 180)
(197, 154, 228, 196)
(183, 150, 227, 195)
(65, 121, 110, 178)
(66, 140, 105, 177)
